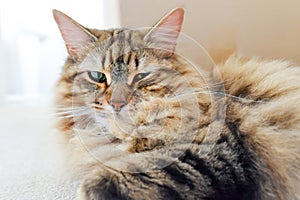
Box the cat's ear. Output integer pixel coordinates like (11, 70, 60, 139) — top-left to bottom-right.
(53, 10, 97, 59)
(144, 7, 184, 58)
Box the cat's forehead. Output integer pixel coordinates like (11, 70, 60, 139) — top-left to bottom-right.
(96, 29, 146, 51)
(81, 29, 147, 72)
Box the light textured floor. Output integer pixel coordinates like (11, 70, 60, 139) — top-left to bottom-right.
(0, 104, 79, 200)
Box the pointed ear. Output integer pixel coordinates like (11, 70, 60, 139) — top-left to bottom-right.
(144, 7, 184, 58)
(52, 10, 97, 59)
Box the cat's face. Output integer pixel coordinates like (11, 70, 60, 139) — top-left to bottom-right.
(54, 9, 205, 157)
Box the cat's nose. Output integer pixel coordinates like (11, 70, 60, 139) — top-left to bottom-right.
(107, 82, 131, 112)
(109, 100, 127, 112)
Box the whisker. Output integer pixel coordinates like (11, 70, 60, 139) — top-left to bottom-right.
(169, 89, 266, 104)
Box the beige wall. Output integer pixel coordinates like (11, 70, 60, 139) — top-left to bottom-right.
(118, 0, 300, 64)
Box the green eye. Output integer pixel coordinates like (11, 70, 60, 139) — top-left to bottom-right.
(132, 72, 150, 83)
(88, 71, 106, 83)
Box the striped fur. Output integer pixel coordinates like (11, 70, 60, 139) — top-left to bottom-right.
(54, 9, 300, 200)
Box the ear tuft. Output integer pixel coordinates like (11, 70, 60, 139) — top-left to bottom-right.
(144, 7, 184, 58)
(53, 9, 97, 59)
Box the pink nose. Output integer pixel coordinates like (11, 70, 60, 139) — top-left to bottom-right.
(109, 100, 127, 112)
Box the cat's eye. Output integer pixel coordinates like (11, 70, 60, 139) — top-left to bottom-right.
(132, 72, 149, 83)
(88, 71, 106, 83)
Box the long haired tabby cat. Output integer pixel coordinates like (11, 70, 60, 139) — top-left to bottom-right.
(53, 7, 300, 200)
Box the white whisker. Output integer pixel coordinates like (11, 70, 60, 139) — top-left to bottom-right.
(169, 89, 266, 103)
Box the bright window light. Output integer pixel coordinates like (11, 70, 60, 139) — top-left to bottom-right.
(0, 0, 105, 104)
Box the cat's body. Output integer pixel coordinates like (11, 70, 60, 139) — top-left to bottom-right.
(53, 8, 300, 200)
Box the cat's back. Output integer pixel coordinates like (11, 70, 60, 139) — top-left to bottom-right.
(219, 55, 300, 199)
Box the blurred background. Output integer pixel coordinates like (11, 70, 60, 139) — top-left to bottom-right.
(0, 0, 120, 105)
(0, 0, 299, 199)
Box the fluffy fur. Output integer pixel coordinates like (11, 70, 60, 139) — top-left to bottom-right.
(53, 8, 300, 200)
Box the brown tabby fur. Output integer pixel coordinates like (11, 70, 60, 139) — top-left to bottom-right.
(54, 8, 300, 200)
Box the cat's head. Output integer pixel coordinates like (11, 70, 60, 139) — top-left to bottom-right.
(54, 8, 209, 167)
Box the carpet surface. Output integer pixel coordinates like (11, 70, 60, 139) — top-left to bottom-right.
(0, 105, 78, 200)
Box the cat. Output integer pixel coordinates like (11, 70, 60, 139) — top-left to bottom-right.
(53, 7, 300, 200)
